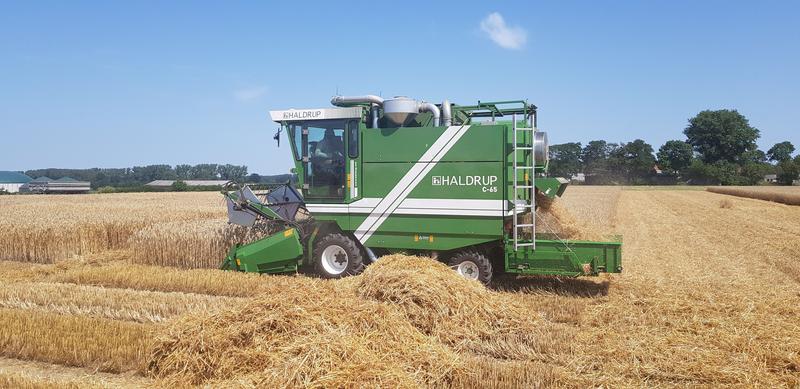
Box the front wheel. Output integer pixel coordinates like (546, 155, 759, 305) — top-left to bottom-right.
(313, 233, 365, 278)
(448, 250, 493, 285)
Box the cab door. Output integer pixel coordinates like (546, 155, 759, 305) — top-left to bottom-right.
(300, 120, 347, 199)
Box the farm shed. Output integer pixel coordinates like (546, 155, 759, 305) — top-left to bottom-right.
(0, 171, 32, 193)
(22, 176, 91, 194)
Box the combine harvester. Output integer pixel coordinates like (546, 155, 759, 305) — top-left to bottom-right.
(220, 95, 621, 284)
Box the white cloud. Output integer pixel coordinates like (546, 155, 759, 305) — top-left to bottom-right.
(234, 86, 267, 102)
(480, 12, 527, 50)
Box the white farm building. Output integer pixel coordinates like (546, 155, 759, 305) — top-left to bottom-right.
(22, 176, 91, 194)
(0, 171, 33, 193)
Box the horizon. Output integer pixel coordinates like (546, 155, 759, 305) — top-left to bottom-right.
(1, 1, 798, 174)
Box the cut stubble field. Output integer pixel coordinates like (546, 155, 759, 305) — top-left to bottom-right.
(0, 187, 798, 388)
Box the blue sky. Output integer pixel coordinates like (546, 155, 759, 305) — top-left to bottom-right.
(1, 1, 798, 174)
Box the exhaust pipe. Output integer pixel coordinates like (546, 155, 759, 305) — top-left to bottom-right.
(441, 99, 452, 126)
(369, 105, 379, 128)
(418, 102, 440, 127)
(330, 95, 384, 107)
(331, 95, 385, 128)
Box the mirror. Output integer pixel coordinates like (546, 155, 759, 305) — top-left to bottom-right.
(273, 127, 283, 147)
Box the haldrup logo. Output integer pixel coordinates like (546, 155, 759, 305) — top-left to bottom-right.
(432, 175, 498, 192)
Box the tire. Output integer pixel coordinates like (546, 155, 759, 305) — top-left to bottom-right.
(313, 233, 365, 278)
(448, 250, 493, 285)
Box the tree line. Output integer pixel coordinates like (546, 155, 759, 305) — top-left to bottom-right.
(25, 163, 255, 189)
(548, 109, 799, 185)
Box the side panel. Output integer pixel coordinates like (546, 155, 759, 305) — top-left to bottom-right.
(361, 161, 503, 201)
(351, 124, 507, 250)
(361, 124, 505, 163)
(311, 124, 513, 251)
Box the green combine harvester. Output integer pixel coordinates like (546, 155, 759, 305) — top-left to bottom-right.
(220, 95, 622, 284)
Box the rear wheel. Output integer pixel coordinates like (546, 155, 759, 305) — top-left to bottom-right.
(313, 233, 365, 278)
(448, 250, 493, 285)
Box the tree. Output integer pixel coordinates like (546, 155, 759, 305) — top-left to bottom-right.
(685, 159, 715, 185)
(175, 164, 192, 180)
(217, 164, 248, 181)
(610, 139, 656, 184)
(709, 161, 743, 185)
(740, 160, 771, 185)
(657, 140, 694, 174)
(767, 141, 795, 163)
(190, 164, 219, 179)
(581, 140, 614, 177)
(582, 140, 608, 168)
(548, 142, 582, 178)
(171, 180, 189, 191)
(134, 164, 176, 183)
(776, 159, 799, 185)
(684, 109, 760, 164)
(742, 149, 767, 164)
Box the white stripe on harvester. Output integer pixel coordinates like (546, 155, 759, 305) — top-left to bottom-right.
(307, 198, 505, 217)
(354, 125, 471, 243)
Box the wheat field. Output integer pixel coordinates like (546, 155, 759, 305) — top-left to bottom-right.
(707, 185, 800, 205)
(0, 188, 798, 387)
(0, 193, 223, 263)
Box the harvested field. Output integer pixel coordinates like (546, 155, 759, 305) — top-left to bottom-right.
(149, 269, 465, 388)
(0, 282, 236, 323)
(567, 189, 800, 387)
(530, 186, 620, 241)
(0, 308, 152, 373)
(707, 185, 800, 205)
(0, 357, 151, 389)
(355, 255, 573, 360)
(557, 186, 621, 232)
(46, 260, 273, 297)
(1, 188, 799, 387)
(148, 257, 573, 388)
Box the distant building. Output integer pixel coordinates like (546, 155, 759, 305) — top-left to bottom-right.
(0, 171, 33, 193)
(22, 176, 91, 194)
(145, 180, 229, 188)
(763, 174, 777, 184)
(651, 164, 664, 175)
(570, 173, 586, 183)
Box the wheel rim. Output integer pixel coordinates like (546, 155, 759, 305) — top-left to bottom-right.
(321, 245, 349, 275)
(456, 260, 480, 280)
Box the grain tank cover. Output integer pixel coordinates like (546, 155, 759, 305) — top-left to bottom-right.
(383, 97, 419, 127)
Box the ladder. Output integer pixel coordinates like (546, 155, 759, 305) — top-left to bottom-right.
(512, 113, 535, 251)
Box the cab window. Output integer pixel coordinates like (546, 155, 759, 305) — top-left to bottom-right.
(289, 120, 346, 199)
(347, 120, 359, 158)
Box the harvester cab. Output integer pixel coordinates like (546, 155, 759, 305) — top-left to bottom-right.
(220, 95, 621, 284)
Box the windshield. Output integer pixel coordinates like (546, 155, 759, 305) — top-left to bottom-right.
(288, 119, 348, 199)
